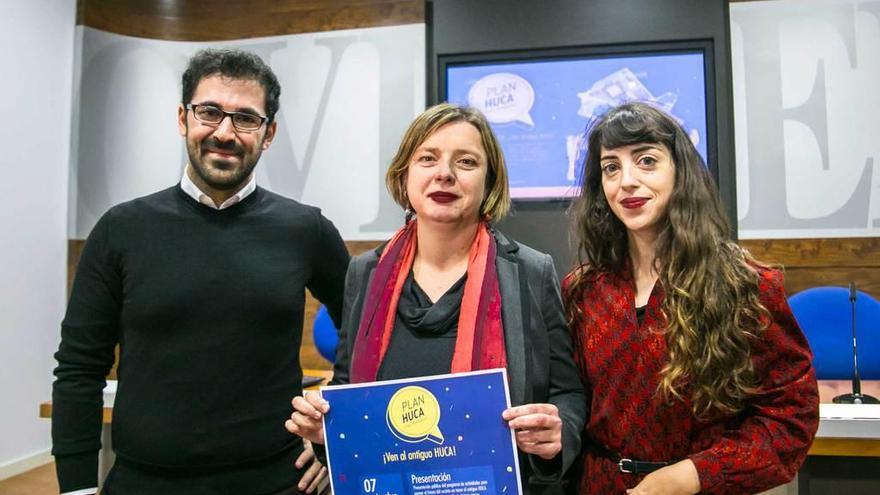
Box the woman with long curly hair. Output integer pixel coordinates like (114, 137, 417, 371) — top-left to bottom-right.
(564, 102, 818, 494)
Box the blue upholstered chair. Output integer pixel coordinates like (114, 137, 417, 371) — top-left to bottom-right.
(787, 286, 880, 380)
(313, 304, 340, 363)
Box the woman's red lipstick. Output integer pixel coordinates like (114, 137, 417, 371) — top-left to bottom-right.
(428, 192, 458, 203)
(620, 197, 648, 209)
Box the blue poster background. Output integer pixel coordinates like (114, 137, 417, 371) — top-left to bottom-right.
(446, 52, 708, 197)
(322, 369, 522, 495)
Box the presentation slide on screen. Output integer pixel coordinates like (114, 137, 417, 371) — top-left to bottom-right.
(446, 52, 708, 198)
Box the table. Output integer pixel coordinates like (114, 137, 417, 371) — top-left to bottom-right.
(39, 368, 334, 490)
(810, 380, 880, 457)
(40, 368, 333, 423)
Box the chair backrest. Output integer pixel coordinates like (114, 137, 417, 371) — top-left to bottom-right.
(312, 304, 340, 363)
(788, 286, 880, 380)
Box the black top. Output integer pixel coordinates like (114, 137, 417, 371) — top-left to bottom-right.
(51, 186, 350, 494)
(330, 233, 587, 490)
(378, 271, 466, 380)
(636, 304, 647, 326)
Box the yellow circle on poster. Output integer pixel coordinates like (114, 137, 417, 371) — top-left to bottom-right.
(386, 386, 444, 444)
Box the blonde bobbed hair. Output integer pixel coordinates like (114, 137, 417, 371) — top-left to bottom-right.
(385, 103, 511, 221)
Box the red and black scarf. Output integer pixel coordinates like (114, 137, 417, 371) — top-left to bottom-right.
(350, 220, 506, 383)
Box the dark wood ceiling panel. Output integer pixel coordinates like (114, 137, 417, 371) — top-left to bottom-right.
(78, 0, 424, 41)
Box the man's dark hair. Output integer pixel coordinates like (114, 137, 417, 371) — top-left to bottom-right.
(182, 49, 282, 123)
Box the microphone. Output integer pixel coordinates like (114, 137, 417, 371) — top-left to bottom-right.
(833, 282, 879, 404)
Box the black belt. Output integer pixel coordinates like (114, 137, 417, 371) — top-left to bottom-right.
(617, 458, 670, 474)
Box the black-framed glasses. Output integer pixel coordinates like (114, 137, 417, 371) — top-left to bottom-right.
(186, 103, 267, 132)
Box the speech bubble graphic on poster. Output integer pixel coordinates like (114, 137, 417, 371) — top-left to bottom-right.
(386, 386, 444, 444)
(467, 73, 535, 126)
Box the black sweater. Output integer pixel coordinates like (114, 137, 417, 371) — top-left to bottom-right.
(51, 186, 349, 493)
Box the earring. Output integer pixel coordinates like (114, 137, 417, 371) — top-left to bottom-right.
(405, 207, 415, 223)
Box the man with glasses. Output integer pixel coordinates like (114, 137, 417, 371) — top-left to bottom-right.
(51, 49, 349, 495)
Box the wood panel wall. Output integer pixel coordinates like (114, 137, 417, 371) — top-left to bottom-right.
(69, 236, 880, 373)
(739, 238, 880, 298)
(78, 0, 424, 40)
(68, 238, 880, 299)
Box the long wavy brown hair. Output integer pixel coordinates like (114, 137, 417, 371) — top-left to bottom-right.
(564, 102, 769, 419)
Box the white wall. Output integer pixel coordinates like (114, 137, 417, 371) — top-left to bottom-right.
(0, 1, 76, 476)
(70, 24, 424, 241)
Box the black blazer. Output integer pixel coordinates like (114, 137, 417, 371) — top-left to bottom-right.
(328, 230, 586, 492)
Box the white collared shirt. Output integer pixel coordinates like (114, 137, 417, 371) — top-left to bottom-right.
(179, 164, 256, 209)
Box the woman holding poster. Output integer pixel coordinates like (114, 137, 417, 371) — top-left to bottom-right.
(563, 102, 819, 494)
(286, 103, 585, 493)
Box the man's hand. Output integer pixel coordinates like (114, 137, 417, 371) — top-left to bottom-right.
(501, 403, 562, 460)
(285, 391, 329, 445)
(295, 440, 328, 494)
(626, 459, 701, 495)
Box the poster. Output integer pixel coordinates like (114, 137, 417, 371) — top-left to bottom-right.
(322, 369, 522, 495)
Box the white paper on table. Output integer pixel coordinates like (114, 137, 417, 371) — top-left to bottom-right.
(819, 403, 880, 419)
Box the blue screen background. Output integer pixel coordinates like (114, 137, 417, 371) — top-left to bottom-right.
(446, 52, 708, 197)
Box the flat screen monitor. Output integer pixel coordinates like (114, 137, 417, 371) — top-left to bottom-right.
(441, 43, 712, 199)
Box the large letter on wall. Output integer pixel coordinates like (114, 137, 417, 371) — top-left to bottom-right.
(732, 0, 879, 238)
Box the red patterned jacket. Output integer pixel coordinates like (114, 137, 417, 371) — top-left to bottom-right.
(566, 266, 819, 494)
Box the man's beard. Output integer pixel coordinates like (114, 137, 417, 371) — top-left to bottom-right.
(187, 136, 261, 191)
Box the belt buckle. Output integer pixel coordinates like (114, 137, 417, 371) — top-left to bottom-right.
(618, 458, 634, 473)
